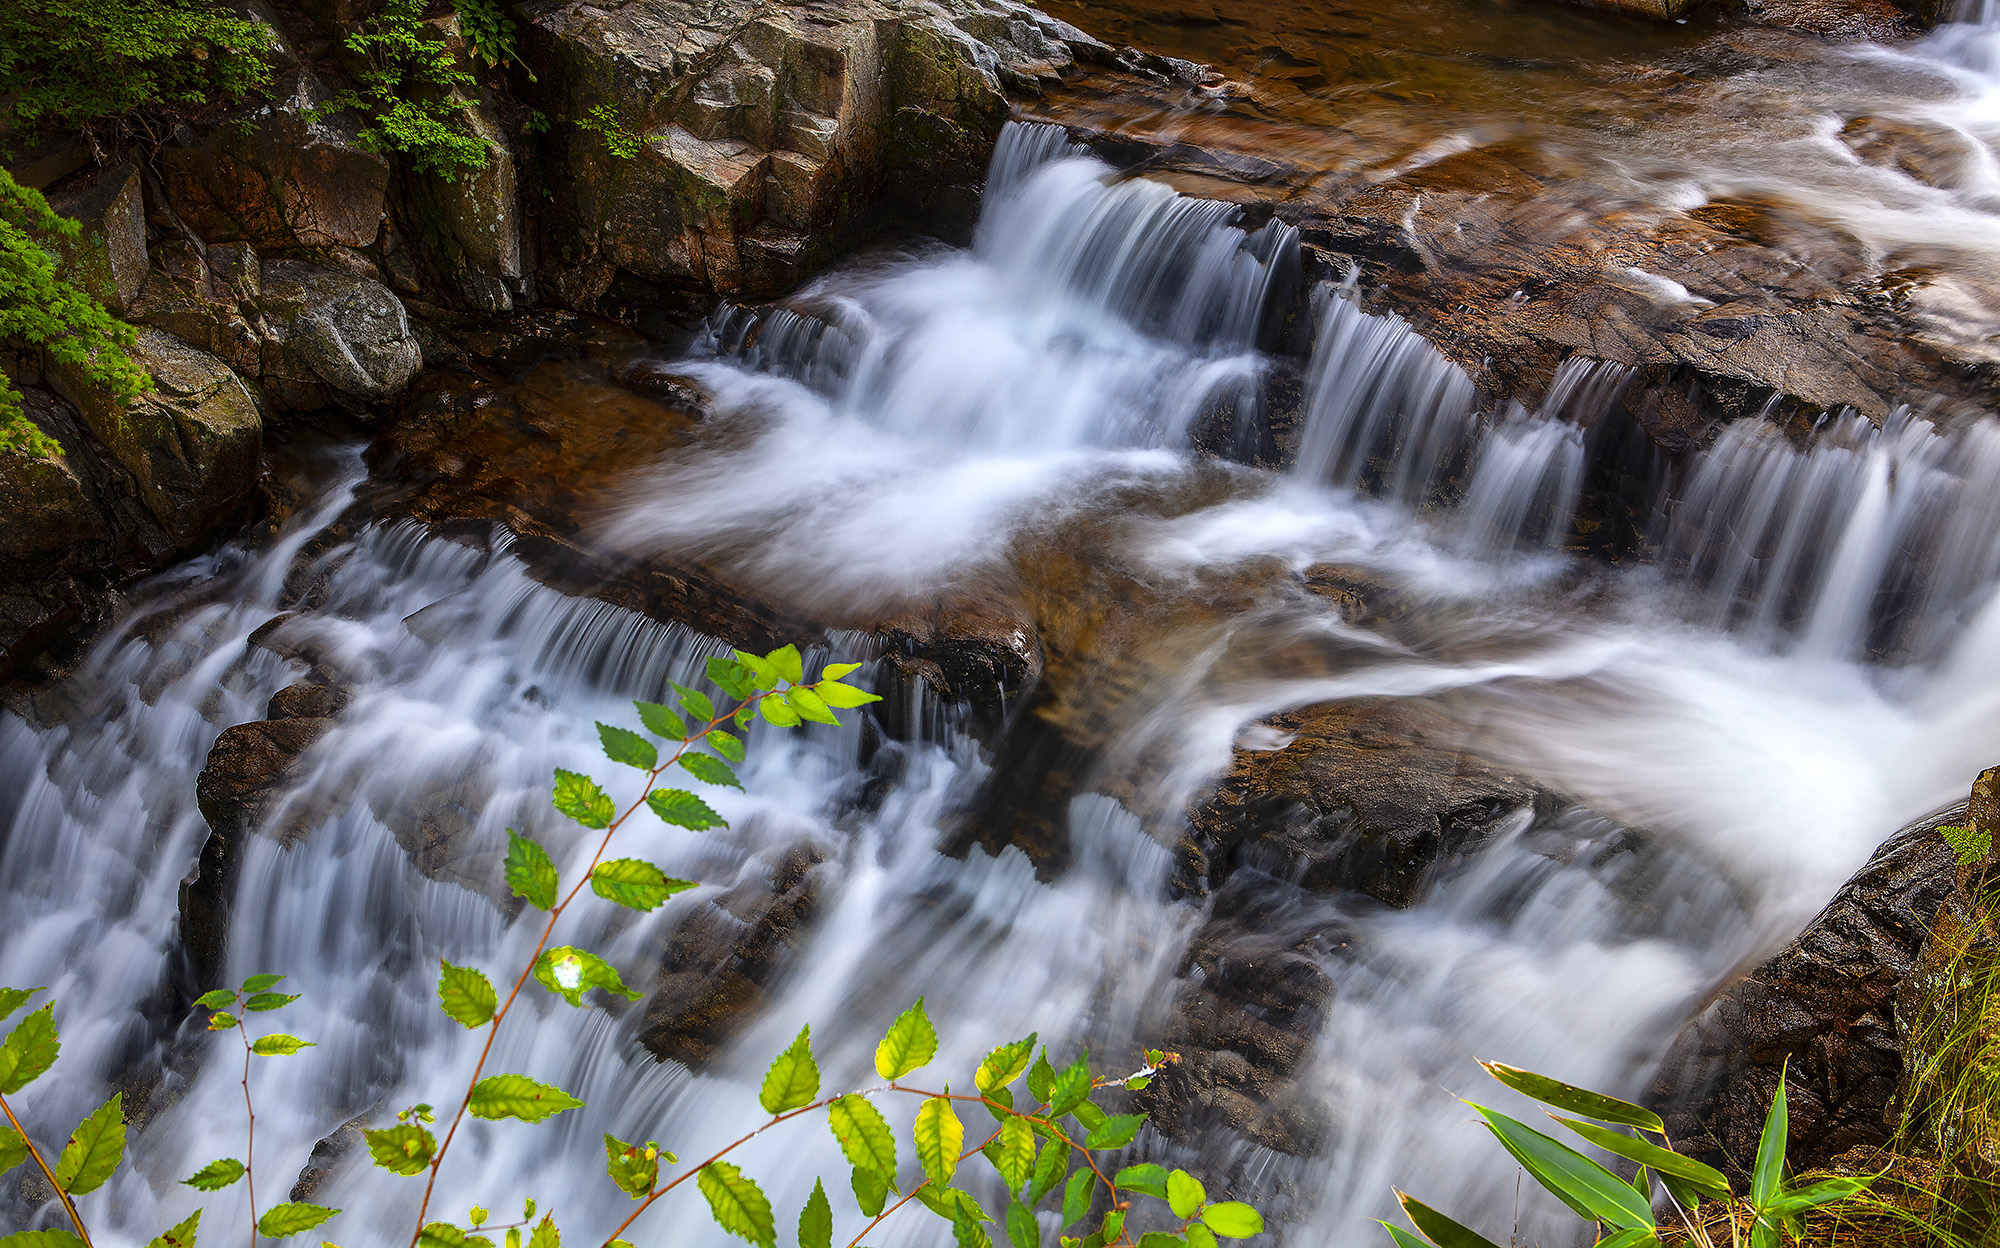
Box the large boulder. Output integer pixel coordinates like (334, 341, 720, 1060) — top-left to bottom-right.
(1649, 783, 1979, 1178)
(45, 329, 263, 550)
(257, 260, 423, 409)
(44, 162, 149, 313)
(519, 0, 1109, 306)
(158, 69, 391, 253)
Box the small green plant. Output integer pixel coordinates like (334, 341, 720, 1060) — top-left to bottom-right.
(1384, 1062, 1870, 1248)
(1939, 824, 1992, 867)
(455, 0, 524, 73)
(578, 105, 642, 161)
(318, 0, 489, 180)
(2, 645, 1265, 1248)
(0, 0, 270, 145)
(1, 169, 151, 458)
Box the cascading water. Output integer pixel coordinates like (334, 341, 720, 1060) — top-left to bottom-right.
(11, 119, 2000, 1248)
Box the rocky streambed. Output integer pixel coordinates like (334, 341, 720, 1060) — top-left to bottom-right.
(7, 0, 2000, 1242)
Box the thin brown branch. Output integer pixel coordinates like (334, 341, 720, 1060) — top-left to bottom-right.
(0, 1091, 93, 1247)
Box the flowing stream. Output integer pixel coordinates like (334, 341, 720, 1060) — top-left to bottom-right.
(13, 8, 2000, 1248)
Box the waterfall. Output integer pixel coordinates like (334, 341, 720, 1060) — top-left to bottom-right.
(11, 121, 2000, 1248)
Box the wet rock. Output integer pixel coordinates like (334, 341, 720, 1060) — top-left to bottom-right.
(289, 1115, 367, 1203)
(1649, 789, 1973, 1178)
(0, 439, 110, 558)
(607, 358, 713, 413)
(158, 69, 390, 252)
(45, 329, 263, 550)
(521, 0, 1108, 307)
(1841, 115, 1984, 190)
(44, 162, 149, 313)
(401, 56, 525, 312)
(181, 709, 339, 993)
(638, 843, 827, 1066)
(258, 261, 422, 409)
(1186, 698, 1544, 908)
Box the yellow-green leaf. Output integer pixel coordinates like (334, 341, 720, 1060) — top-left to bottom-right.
(146, 1209, 200, 1248)
(800, 1178, 833, 1248)
(1167, 1170, 1204, 1220)
(760, 1025, 820, 1115)
(533, 946, 643, 1007)
(183, 1157, 246, 1189)
(250, 1034, 315, 1056)
(766, 644, 804, 685)
(647, 788, 726, 831)
(256, 1203, 339, 1239)
(365, 1123, 435, 1175)
(699, 1160, 777, 1248)
(680, 753, 741, 790)
(467, 1074, 584, 1123)
(635, 701, 689, 740)
(786, 687, 840, 726)
(1199, 1203, 1263, 1239)
(0, 1005, 59, 1094)
(914, 1096, 963, 1189)
(504, 831, 559, 910)
(985, 1115, 1035, 1190)
(876, 999, 937, 1080)
(815, 682, 881, 709)
(551, 770, 615, 828)
(977, 1035, 1037, 1093)
(438, 961, 497, 1029)
(53, 1093, 124, 1195)
(604, 1133, 661, 1198)
(671, 683, 715, 723)
(589, 859, 696, 911)
(827, 1094, 897, 1176)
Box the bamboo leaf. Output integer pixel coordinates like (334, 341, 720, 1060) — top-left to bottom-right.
(1470, 1105, 1654, 1231)
(1594, 1231, 1658, 1248)
(1761, 1176, 1869, 1217)
(1393, 1192, 1505, 1248)
(1479, 1062, 1664, 1134)
(1751, 1067, 1788, 1210)
(1551, 1116, 1730, 1199)
(1380, 1226, 1428, 1248)
(761, 1025, 820, 1115)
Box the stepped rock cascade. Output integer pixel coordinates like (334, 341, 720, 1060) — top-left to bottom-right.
(13, 96, 2000, 1248)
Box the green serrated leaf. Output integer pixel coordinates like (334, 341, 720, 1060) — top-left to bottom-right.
(1061, 1168, 1094, 1229)
(1047, 1051, 1091, 1118)
(1137, 1236, 1185, 1248)
(1185, 1224, 1218, 1248)
(1114, 1164, 1168, 1198)
(1939, 823, 1994, 866)
(916, 1186, 987, 1224)
(1479, 1062, 1665, 1134)
(984, 1084, 1016, 1122)
(1167, 1170, 1205, 1220)
(0, 1127, 27, 1175)
(760, 697, 802, 728)
(206, 1011, 237, 1031)
(1199, 1204, 1263, 1240)
(604, 1133, 661, 1198)
(52, 1092, 124, 1195)
(707, 657, 757, 700)
(241, 973, 285, 993)
(256, 1203, 339, 1238)
(977, 1035, 1038, 1094)
(1394, 1192, 1504, 1248)
(822, 662, 863, 680)
(1026, 1049, 1055, 1104)
(183, 1157, 246, 1190)
(736, 651, 782, 691)
(533, 946, 643, 1007)
(761, 1026, 820, 1115)
(647, 788, 726, 831)
(0, 1006, 59, 1095)
(1027, 1130, 1069, 1205)
(700, 1160, 777, 1248)
(366, 1122, 435, 1175)
(527, 1215, 559, 1248)
(816, 682, 882, 709)
(467, 1073, 585, 1123)
(438, 961, 498, 1029)
(800, 1178, 834, 1248)
(1085, 1114, 1143, 1150)
(504, 831, 559, 910)
(766, 644, 805, 685)
(986, 1116, 1036, 1191)
(635, 701, 688, 741)
(915, 1096, 963, 1189)
(0, 1232, 87, 1248)
(598, 723, 658, 771)
(552, 769, 616, 829)
(589, 859, 696, 911)
(146, 1209, 201, 1248)
(680, 753, 742, 790)
(244, 992, 299, 1013)
(852, 1164, 890, 1218)
(193, 989, 236, 1011)
(787, 687, 840, 726)
(672, 683, 716, 723)
(419, 1223, 470, 1248)
(709, 731, 746, 764)
(828, 1094, 897, 1176)
(250, 1034, 314, 1056)
(1007, 1200, 1039, 1248)
(876, 999, 938, 1080)
(1070, 1100, 1106, 1133)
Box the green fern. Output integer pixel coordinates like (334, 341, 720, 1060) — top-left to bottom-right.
(1940, 824, 1993, 867)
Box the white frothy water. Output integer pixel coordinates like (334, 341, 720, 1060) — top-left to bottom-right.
(8, 121, 2000, 1248)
